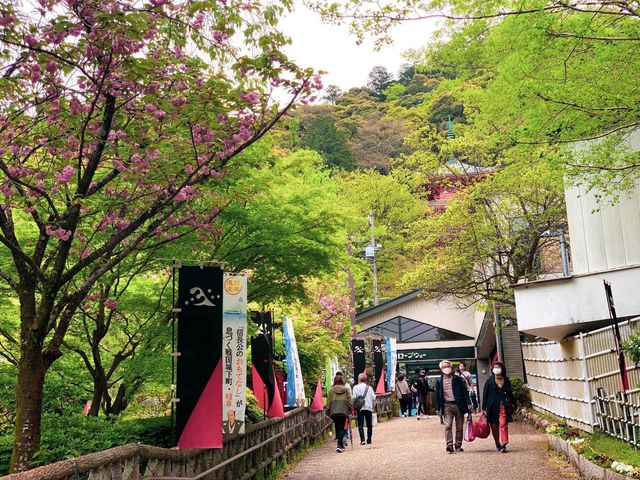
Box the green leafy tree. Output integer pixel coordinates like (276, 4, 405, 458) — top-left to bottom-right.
(0, 0, 317, 471)
(312, 0, 640, 194)
(338, 170, 425, 303)
(367, 65, 394, 99)
(323, 84, 344, 104)
(301, 116, 356, 170)
(403, 160, 566, 318)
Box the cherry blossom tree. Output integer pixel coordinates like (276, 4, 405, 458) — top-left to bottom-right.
(0, 0, 319, 471)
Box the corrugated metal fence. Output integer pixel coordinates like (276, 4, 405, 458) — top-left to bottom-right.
(522, 317, 640, 432)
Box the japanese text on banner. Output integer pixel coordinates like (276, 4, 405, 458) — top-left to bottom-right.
(222, 274, 247, 435)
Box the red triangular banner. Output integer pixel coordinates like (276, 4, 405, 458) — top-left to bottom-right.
(376, 369, 386, 394)
(267, 381, 285, 418)
(178, 362, 222, 449)
(252, 364, 269, 414)
(310, 381, 324, 411)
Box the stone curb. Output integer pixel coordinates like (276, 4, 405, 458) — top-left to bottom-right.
(517, 410, 633, 480)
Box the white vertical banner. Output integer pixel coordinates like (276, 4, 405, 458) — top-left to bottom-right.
(222, 274, 247, 435)
(283, 316, 306, 407)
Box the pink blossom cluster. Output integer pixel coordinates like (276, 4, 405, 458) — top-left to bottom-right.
(54, 165, 75, 184)
(240, 91, 260, 105)
(45, 226, 72, 241)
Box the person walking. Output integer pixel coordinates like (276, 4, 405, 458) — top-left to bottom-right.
(458, 363, 479, 412)
(417, 370, 430, 419)
(435, 359, 472, 454)
(395, 374, 411, 417)
(326, 372, 353, 453)
(352, 372, 377, 445)
(482, 361, 516, 453)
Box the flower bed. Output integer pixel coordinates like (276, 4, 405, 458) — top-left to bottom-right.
(519, 409, 638, 480)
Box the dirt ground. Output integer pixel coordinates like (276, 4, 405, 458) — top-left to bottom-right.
(282, 415, 580, 480)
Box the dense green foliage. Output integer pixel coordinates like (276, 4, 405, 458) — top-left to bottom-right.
(0, 415, 173, 476)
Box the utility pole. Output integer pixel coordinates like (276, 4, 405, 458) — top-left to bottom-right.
(346, 238, 357, 337)
(365, 213, 381, 306)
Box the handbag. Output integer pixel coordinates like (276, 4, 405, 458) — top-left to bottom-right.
(464, 414, 475, 442)
(473, 413, 490, 439)
(372, 412, 378, 427)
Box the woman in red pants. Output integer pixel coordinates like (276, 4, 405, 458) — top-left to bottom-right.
(482, 361, 516, 453)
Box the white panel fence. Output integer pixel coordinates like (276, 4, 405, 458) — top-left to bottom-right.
(522, 317, 640, 433)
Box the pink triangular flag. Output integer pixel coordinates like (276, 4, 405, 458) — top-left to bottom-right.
(267, 382, 285, 418)
(375, 369, 386, 394)
(310, 381, 324, 411)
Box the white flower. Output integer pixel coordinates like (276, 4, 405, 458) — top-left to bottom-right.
(611, 461, 633, 473)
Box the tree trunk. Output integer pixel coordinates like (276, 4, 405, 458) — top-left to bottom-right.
(107, 383, 127, 416)
(88, 377, 105, 417)
(10, 330, 45, 472)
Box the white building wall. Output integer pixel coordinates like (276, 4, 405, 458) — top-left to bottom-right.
(567, 130, 640, 275)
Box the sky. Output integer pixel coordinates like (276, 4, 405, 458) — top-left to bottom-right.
(280, 3, 441, 92)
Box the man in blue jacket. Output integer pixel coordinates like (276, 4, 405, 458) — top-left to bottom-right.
(435, 359, 472, 453)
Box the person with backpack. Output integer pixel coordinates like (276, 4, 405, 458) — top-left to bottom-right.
(352, 372, 377, 445)
(326, 372, 353, 453)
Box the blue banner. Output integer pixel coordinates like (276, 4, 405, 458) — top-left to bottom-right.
(283, 316, 306, 406)
(386, 337, 397, 391)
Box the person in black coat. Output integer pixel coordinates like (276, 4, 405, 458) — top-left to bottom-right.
(435, 360, 472, 453)
(482, 361, 516, 453)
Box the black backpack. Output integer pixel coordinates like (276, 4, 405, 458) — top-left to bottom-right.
(353, 385, 369, 411)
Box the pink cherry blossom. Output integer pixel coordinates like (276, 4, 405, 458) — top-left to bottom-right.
(54, 165, 75, 184)
(104, 299, 118, 310)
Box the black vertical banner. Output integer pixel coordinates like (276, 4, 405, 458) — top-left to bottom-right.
(251, 333, 275, 412)
(176, 266, 223, 448)
(251, 310, 273, 336)
(351, 339, 366, 380)
(372, 339, 384, 391)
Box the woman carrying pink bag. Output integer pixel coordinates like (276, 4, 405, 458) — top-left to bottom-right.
(482, 361, 516, 453)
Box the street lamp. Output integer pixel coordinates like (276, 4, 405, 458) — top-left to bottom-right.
(362, 213, 382, 306)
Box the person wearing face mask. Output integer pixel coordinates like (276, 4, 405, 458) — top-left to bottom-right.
(457, 363, 478, 413)
(435, 359, 472, 453)
(482, 361, 516, 453)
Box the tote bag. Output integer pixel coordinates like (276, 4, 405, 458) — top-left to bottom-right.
(473, 413, 490, 439)
(464, 415, 475, 442)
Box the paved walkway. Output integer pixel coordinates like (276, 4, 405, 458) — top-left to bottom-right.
(282, 416, 579, 480)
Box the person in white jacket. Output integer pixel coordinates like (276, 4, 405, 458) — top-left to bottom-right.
(352, 373, 377, 445)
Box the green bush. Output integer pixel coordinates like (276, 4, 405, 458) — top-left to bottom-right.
(245, 388, 264, 425)
(511, 377, 531, 408)
(0, 414, 173, 475)
(0, 434, 12, 475)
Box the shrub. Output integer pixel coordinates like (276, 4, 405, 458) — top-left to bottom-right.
(0, 414, 173, 475)
(511, 377, 531, 408)
(245, 388, 264, 425)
